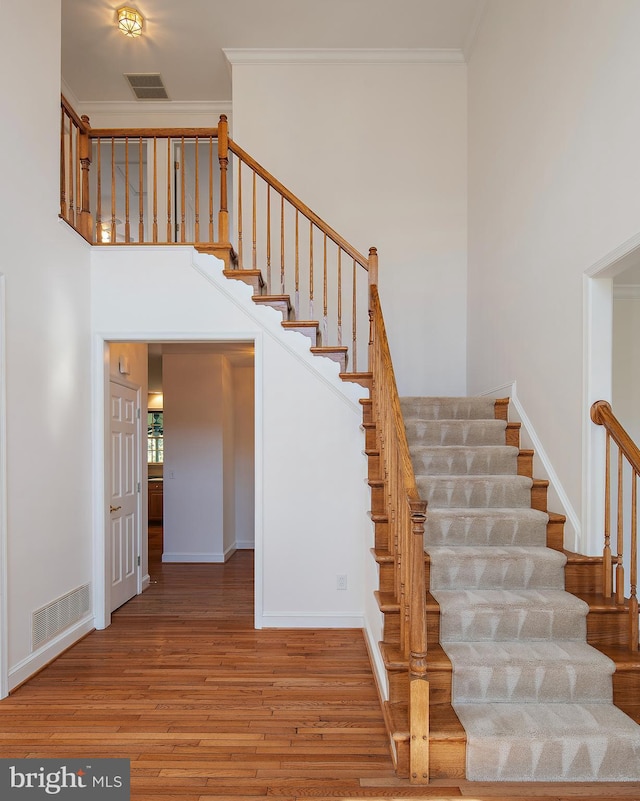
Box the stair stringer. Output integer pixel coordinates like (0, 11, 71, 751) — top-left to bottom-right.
(91, 245, 375, 630)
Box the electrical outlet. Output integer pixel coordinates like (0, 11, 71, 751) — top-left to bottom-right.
(336, 574, 348, 591)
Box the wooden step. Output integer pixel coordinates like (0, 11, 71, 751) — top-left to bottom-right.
(593, 644, 640, 724)
(517, 448, 534, 477)
(362, 421, 377, 451)
(547, 511, 566, 550)
(252, 294, 291, 320)
(373, 547, 429, 594)
(494, 397, 509, 421)
(223, 268, 264, 295)
(359, 397, 373, 425)
(364, 448, 380, 480)
(505, 420, 521, 448)
(340, 371, 372, 389)
(368, 477, 386, 516)
(578, 591, 634, 647)
(369, 512, 389, 550)
(281, 320, 319, 344)
(310, 345, 347, 371)
(531, 477, 548, 511)
(564, 550, 607, 594)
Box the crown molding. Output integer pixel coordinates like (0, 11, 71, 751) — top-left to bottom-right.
(613, 284, 640, 299)
(223, 48, 465, 66)
(61, 78, 82, 111)
(77, 100, 231, 118)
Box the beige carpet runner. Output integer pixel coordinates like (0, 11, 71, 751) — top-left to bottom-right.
(401, 396, 640, 782)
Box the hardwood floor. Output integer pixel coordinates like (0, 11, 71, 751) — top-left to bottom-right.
(1, 526, 637, 800)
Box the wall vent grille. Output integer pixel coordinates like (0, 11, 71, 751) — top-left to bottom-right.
(32, 584, 91, 650)
(124, 73, 169, 100)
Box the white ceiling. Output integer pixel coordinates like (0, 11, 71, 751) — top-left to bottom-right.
(61, 0, 484, 103)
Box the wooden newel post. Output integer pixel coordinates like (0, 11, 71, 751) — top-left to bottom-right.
(368, 246, 378, 287)
(79, 115, 93, 241)
(408, 498, 429, 784)
(218, 114, 229, 243)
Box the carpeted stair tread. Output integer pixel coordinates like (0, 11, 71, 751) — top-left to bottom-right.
(456, 702, 640, 781)
(400, 396, 496, 421)
(433, 588, 588, 642)
(410, 445, 519, 475)
(404, 418, 508, 446)
(416, 474, 533, 509)
(444, 641, 615, 703)
(401, 395, 640, 781)
(426, 507, 548, 547)
(427, 546, 566, 590)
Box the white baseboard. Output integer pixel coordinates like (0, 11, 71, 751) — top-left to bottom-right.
(363, 622, 389, 703)
(9, 615, 95, 691)
(259, 612, 364, 628)
(141, 574, 151, 591)
(236, 539, 255, 550)
(162, 552, 227, 563)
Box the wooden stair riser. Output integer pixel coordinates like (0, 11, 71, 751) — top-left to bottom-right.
(223, 269, 264, 295)
(366, 451, 381, 481)
(505, 421, 521, 448)
(517, 449, 534, 477)
(547, 513, 565, 550)
(531, 478, 548, 511)
(613, 670, 640, 723)
(586, 607, 631, 647)
(376, 556, 429, 595)
(564, 556, 604, 595)
(368, 480, 386, 516)
(360, 399, 373, 426)
(372, 516, 390, 551)
(363, 422, 378, 451)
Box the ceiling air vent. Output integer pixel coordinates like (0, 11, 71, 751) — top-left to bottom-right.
(124, 73, 169, 100)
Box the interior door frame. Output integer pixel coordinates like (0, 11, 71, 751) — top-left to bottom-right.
(92, 332, 262, 631)
(108, 375, 143, 611)
(0, 275, 8, 697)
(94, 344, 142, 630)
(583, 231, 640, 556)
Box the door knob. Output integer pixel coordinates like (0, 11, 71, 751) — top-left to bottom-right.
(110, 505, 122, 513)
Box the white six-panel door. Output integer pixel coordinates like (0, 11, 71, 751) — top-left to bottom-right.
(109, 381, 139, 612)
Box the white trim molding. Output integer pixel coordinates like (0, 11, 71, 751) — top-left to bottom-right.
(0, 275, 7, 698)
(260, 612, 364, 628)
(224, 48, 465, 66)
(613, 284, 640, 300)
(481, 380, 581, 550)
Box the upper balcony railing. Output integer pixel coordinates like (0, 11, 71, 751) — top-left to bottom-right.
(60, 96, 373, 373)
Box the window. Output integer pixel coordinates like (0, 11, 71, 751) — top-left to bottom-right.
(148, 411, 163, 463)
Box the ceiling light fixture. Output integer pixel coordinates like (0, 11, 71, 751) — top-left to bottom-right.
(117, 6, 144, 38)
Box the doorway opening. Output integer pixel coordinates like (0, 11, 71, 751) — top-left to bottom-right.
(100, 339, 256, 625)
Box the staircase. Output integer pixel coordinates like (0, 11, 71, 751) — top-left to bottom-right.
(367, 393, 640, 781)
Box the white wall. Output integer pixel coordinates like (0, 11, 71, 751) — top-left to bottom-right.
(91, 246, 372, 629)
(234, 366, 255, 548)
(467, 0, 640, 547)
(613, 294, 640, 444)
(228, 55, 468, 396)
(163, 352, 228, 562)
(0, 0, 94, 690)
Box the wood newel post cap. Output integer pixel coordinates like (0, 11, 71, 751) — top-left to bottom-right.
(591, 399, 611, 425)
(369, 246, 377, 257)
(409, 499, 428, 522)
(80, 114, 91, 130)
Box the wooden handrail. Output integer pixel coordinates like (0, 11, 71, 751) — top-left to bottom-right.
(370, 283, 429, 782)
(591, 400, 640, 475)
(61, 95, 88, 133)
(229, 139, 370, 271)
(590, 399, 640, 651)
(89, 127, 218, 139)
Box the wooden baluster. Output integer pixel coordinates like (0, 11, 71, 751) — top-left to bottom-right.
(237, 160, 243, 267)
(352, 259, 358, 372)
(294, 210, 299, 318)
(604, 432, 612, 597)
(180, 136, 185, 243)
(323, 234, 328, 343)
(138, 136, 144, 242)
(68, 119, 75, 226)
(280, 196, 285, 294)
(194, 136, 200, 243)
(252, 171, 256, 269)
(152, 138, 158, 243)
(616, 448, 625, 605)
(167, 138, 172, 242)
(409, 499, 429, 785)
(217, 114, 229, 243)
(75, 125, 81, 231)
(309, 221, 314, 318)
(266, 185, 271, 291)
(208, 136, 214, 242)
(124, 137, 130, 242)
(96, 138, 102, 241)
(111, 137, 116, 242)
(631, 470, 639, 650)
(60, 108, 67, 220)
(337, 249, 342, 346)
